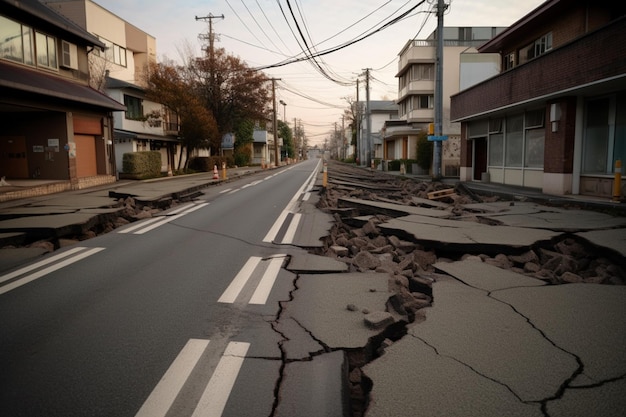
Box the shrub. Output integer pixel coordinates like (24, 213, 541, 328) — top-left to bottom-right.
(121, 151, 161, 179)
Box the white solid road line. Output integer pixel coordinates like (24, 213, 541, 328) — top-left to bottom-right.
(135, 339, 210, 417)
(0, 247, 106, 295)
(191, 341, 250, 417)
(262, 161, 320, 243)
(249, 256, 285, 305)
(217, 256, 262, 303)
(0, 246, 86, 284)
(281, 213, 301, 245)
(127, 203, 209, 235)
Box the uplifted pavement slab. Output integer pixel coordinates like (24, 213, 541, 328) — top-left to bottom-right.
(379, 214, 561, 252)
(363, 335, 543, 417)
(577, 228, 626, 258)
(478, 205, 626, 231)
(408, 275, 579, 402)
(434, 259, 545, 291)
(493, 283, 626, 386)
(338, 197, 453, 218)
(546, 378, 626, 417)
(286, 253, 348, 274)
(275, 350, 349, 417)
(281, 272, 392, 349)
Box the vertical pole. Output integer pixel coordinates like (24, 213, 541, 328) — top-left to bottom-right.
(613, 159, 622, 202)
(356, 79, 361, 166)
(433, 0, 445, 180)
(365, 68, 372, 168)
(272, 79, 279, 167)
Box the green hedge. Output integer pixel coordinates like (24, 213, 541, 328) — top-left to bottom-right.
(121, 151, 161, 179)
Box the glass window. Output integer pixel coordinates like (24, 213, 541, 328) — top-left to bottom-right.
(505, 115, 523, 167)
(583, 98, 610, 173)
(525, 129, 544, 168)
(615, 93, 626, 168)
(411, 64, 434, 81)
(0, 16, 23, 62)
(124, 95, 143, 120)
(35, 31, 57, 69)
(489, 133, 503, 166)
(22, 25, 33, 65)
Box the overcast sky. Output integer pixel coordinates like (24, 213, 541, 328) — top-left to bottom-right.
(96, 0, 546, 145)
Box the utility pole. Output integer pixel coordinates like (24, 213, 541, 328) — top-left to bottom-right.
(432, 0, 447, 180)
(364, 68, 372, 168)
(195, 13, 224, 60)
(271, 78, 282, 167)
(356, 79, 361, 165)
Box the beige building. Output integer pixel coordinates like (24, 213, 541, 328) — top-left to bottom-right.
(45, 0, 184, 175)
(385, 27, 505, 176)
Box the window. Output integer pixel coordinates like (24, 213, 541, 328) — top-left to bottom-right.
(411, 64, 434, 81)
(521, 32, 552, 64)
(124, 95, 143, 120)
(35, 31, 57, 69)
(505, 115, 523, 167)
(98, 37, 127, 67)
(503, 52, 515, 71)
(413, 95, 433, 109)
(489, 133, 503, 166)
(0, 16, 34, 65)
(524, 109, 545, 168)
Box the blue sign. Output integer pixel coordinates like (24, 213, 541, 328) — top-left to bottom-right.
(427, 135, 448, 142)
(222, 133, 235, 149)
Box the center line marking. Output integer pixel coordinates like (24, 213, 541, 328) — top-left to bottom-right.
(135, 339, 209, 417)
(217, 257, 262, 303)
(249, 256, 284, 305)
(191, 341, 250, 417)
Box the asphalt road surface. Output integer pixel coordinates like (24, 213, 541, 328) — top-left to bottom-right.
(0, 158, 323, 417)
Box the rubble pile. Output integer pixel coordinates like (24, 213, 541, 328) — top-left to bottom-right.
(315, 162, 626, 345)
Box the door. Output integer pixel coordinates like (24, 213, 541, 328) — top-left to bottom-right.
(74, 135, 97, 177)
(0, 136, 29, 178)
(473, 137, 487, 181)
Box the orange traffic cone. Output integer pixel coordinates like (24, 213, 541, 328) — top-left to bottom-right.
(213, 164, 219, 179)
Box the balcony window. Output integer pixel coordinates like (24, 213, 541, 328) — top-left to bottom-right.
(520, 32, 552, 64)
(411, 64, 434, 81)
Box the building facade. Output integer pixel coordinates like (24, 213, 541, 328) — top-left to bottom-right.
(0, 0, 124, 192)
(45, 0, 183, 175)
(358, 100, 399, 165)
(386, 27, 505, 175)
(451, 0, 626, 197)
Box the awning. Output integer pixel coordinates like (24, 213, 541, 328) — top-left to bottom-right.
(114, 129, 180, 143)
(0, 61, 126, 112)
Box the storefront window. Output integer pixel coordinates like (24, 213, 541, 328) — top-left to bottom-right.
(489, 133, 503, 166)
(505, 115, 523, 167)
(583, 98, 610, 173)
(525, 129, 544, 167)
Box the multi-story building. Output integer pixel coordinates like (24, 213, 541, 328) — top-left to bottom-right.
(358, 100, 398, 164)
(44, 0, 182, 176)
(385, 27, 505, 175)
(0, 0, 124, 196)
(451, 0, 626, 198)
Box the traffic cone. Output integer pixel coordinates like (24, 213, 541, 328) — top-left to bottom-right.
(213, 164, 219, 179)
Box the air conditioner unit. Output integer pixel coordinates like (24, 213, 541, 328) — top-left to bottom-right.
(61, 40, 78, 70)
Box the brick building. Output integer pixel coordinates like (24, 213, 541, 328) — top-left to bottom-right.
(451, 0, 626, 197)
